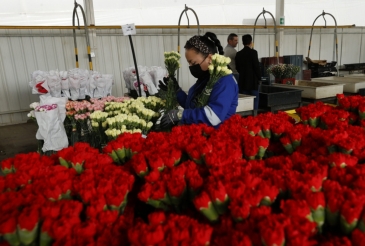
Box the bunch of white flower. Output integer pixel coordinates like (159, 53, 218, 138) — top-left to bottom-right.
(197, 54, 233, 107)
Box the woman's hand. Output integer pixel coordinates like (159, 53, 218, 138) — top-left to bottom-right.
(158, 77, 179, 92)
(160, 109, 183, 128)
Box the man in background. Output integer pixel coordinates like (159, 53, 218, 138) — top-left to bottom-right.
(235, 34, 261, 111)
(223, 33, 239, 82)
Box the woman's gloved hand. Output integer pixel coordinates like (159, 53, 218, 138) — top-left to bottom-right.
(160, 109, 183, 129)
(158, 77, 180, 92)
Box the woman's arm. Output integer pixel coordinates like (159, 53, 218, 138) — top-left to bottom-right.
(176, 89, 188, 109)
(180, 75, 238, 127)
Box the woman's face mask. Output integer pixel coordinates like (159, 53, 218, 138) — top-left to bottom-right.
(185, 49, 211, 80)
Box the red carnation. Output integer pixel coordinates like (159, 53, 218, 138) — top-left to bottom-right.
(257, 181, 279, 205)
(281, 200, 312, 221)
(150, 180, 168, 201)
(51, 216, 80, 240)
(226, 180, 246, 200)
(328, 152, 358, 168)
(138, 183, 152, 202)
(147, 154, 165, 171)
(191, 223, 214, 246)
(98, 210, 119, 226)
(166, 176, 186, 198)
(0, 216, 17, 234)
(352, 229, 365, 246)
(193, 191, 212, 210)
(144, 169, 161, 183)
(140, 224, 165, 246)
(286, 216, 317, 238)
(206, 180, 227, 202)
(148, 211, 166, 226)
(340, 199, 364, 225)
(73, 220, 97, 239)
(229, 198, 250, 221)
(18, 207, 39, 231)
(260, 224, 285, 246)
(41, 202, 61, 220)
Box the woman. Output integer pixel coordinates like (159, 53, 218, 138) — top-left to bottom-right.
(160, 32, 239, 128)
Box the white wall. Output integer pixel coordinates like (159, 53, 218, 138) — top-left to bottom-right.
(0, 26, 364, 125)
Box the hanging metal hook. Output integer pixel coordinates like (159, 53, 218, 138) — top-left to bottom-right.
(307, 10, 338, 76)
(72, 1, 93, 70)
(253, 8, 279, 64)
(322, 11, 327, 28)
(177, 5, 200, 82)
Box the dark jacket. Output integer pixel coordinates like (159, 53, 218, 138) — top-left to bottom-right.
(176, 75, 238, 128)
(235, 46, 261, 91)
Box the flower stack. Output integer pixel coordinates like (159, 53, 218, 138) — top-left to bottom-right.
(267, 64, 300, 85)
(5, 94, 365, 245)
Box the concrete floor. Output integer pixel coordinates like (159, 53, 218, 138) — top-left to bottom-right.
(0, 121, 39, 161)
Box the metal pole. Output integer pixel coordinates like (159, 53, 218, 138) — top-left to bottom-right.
(72, 1, 93, 70)
(177, 5, 200, 82)
(128, 35, 142, 97)
(308, 11, 338, 76)
(253, 8, 279, 64)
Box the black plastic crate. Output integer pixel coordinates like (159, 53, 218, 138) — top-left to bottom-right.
(259, 85, 302, 107)
(344, 63, 365, 70)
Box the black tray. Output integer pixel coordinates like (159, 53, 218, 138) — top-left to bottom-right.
(259, 85, 302, 108)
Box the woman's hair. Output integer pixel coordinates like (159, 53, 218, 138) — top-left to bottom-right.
(184, 32, 224, 55)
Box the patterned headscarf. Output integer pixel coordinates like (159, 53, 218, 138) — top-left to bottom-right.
(187, 36, 210, 54)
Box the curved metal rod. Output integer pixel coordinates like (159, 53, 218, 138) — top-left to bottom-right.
(72, 1, 93, 70)
(322, 14, 327, 27)
(177, 4, 200, 82)
(307, 11, 338, 76)
(253, 8, 279, 64)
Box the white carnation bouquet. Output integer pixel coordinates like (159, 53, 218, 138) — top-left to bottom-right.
(196, 54, 232, 107)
